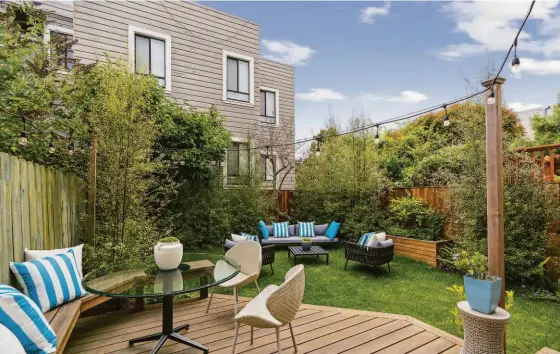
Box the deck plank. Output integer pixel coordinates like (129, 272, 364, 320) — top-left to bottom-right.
(66, 295, 463, 354)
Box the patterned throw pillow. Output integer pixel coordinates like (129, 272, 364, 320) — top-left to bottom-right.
(0, 284, 57, 354)
(358, 232, 376, 246)
(298, 221, 315, 237)
(10, 249, 87, 313)
(272, 221, 290, 238)
(240, 232, 259, 242)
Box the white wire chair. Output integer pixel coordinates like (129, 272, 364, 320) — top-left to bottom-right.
(206, 241, 262, 316)
(232, 264, 305, 353)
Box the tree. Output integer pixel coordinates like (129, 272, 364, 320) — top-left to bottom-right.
(531, 93, 560, 146)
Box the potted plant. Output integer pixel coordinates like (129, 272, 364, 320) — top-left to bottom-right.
(154, 237, 183, 271)
(453, 251, 502, 314)
(301, 237, 313, 251)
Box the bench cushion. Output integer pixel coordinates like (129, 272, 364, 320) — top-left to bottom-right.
(0, 284, 57, 354)
(261, 236, 338, 244)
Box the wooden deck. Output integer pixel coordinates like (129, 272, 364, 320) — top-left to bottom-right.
(65, 294, 464, 353)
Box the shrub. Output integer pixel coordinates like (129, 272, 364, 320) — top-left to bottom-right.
(387, 195, 445, 240)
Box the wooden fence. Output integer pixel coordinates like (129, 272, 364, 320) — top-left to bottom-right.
(0, 153, 87, 284)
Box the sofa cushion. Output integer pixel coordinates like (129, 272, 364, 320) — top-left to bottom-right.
(325, 221, 341, 240)
(0, 284, 57, 354)
(313, 223, 329, 236)
(10, 249, 87, 313)
(240, 232, 259, 242)
(258, 221, 269, 240)
(288, 224, 297, 236)
(261, 236, 338, 244)
(272, 221, 290, 238)
(224, 239, 238, 249)
(377, 239, 394, 248)
(298, 221, 315, 237)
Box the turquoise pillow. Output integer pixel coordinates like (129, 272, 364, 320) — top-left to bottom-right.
(298, 221, 315, 237)
(325, 221, 341, 240)
(258, 220, 269, 240)
(240, 232, 259, 242)
(272, 221, 290, 238)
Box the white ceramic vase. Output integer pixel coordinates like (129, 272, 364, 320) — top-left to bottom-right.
(154, 241, 183, 270)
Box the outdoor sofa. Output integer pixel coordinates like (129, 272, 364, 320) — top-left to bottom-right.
(259, 220, 341, 245)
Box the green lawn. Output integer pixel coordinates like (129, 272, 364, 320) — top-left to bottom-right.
(211, 246, 559, 354)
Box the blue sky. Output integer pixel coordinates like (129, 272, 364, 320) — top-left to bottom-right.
(207, 1, 560, 140)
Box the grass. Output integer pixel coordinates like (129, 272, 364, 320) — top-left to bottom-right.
(206, 245, 559, 354)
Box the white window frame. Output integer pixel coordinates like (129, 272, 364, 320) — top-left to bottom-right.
(259, 86, 280, 126)
(128, 25, 172, 92)
(222, 50, 255, 106)
(44, 25, 73, 73)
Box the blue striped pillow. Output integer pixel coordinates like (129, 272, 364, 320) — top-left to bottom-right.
(10, 249, 86, 313)
(272, 221, 289, 238)
(240, 232, 259, 242)
(358, 232, 376, 246)
(298, 221, 315, 237)
(0, 284, 57, 354)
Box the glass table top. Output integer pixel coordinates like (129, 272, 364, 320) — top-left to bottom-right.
(82, 253, 240, 298)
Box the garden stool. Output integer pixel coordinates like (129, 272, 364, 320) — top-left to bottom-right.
(458, 301, 510, 354)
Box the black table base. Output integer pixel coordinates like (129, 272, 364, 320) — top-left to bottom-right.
(128, 295, 209, 354)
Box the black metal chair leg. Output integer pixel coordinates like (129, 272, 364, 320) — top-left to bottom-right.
(344, 259, 349, 270)
(387, 262, 391, 273)
(169, 333, 209, 353)
(150, 335, 168, 354)
(270, 263, 274, 275)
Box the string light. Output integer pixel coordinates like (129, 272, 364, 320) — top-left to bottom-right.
(487, 88, 496, 105)
(315, 138, 321, 157)
(19, 117, 27, 146)
(49, 132, 55, 154)
(374, 125, 380, 144)
(443, 105, 450, 127)
(511, 38, 521, 73)
(67, 130, 74, 155)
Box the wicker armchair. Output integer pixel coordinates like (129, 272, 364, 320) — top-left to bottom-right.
(232, 265, 305, 353)
(344, 240, 394, 272)
(224, 239, 276, 275)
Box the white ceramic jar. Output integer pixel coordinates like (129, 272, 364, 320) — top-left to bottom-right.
(154, 241, 183, 270)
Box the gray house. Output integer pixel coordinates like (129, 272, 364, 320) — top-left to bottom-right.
(36, 0, 296, 191)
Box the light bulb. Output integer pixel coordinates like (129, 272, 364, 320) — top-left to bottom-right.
(487, 90, 496, 105)
(315, 149, 321, 157)
(19, 131, 28, 146)
(67, 142, 74, 156)
(511, 56, 521, 73)
(68, 149, 74, 156)
(444, 119, 451, 127)
(179, 160, 185, 166)
(374, 137, 380, 145)
(49, 141, 55, 154)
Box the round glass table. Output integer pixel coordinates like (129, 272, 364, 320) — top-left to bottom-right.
(82, 253, 240, 354)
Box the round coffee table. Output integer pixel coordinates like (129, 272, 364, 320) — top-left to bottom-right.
(83, 253, 240, 354)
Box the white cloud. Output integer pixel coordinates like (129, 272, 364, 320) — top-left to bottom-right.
(362, 90, 429, 103)
(507, 102, 543, 112)
(438, 1, 560, 60)
(296, 88, 346, 102)
(261, 40, 315, 66)
(511, 57, 560, 76)
(360, 3, 390, 24)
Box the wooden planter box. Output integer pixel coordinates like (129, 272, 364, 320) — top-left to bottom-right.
(386, 235, 449, 267)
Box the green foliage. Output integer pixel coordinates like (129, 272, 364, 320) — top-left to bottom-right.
(450, 250, 491, 280)
(387, 195, 445, 240)
(158, 237, 180, 243)
(531, 95, 560, 146)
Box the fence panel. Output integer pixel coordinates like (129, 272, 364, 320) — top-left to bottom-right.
(0, 153, 87, 284)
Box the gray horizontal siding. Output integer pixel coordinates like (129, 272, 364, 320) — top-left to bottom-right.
(259, 59, 295, 190)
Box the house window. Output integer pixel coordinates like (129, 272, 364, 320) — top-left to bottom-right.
(135, 34, 166, 87)
(226, 142, 250, 185)
(260, 154, 275, 181)
(50, 31, 73, 70)
(128, 26, 172, 91)
(223, 50, 254, 104)
(260, 88, 279, 125)
(227, 57, 250, 102)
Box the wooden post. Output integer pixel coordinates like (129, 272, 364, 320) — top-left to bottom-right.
(482, 77, 506, 308)
(86, 133, 97, 245)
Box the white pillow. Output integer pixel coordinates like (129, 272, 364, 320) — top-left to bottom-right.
(366, 235, 378, 248)
(0, 323, 26, 354)
(375, 232, 387, 242)
(25, 244, 84, 279)
(231, 234, 247, 243)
